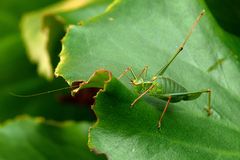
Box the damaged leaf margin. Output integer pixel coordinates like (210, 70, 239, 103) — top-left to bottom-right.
(85, 70, 240, 160)
(20, 0, 97, 79)
(70, 69, 112, 158)
(71, 69, 112, 94)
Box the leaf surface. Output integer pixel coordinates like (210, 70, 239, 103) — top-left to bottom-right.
(0, 0, 95, 123)
(21, 0, 112, 79)
(0, 1, 106, 159)
(91, 75, 240, 160)
(0, 117, 105, 160)
(55, 0, 240, 159)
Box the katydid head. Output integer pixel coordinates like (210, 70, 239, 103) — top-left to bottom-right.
(130, 77, 153, 94)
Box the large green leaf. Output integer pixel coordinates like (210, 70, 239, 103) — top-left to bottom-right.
(0, 30, 93, 122)
(0, 1, 106, 159)
(21, 0, 112, 79)
(0, 0, 96, 122)
(55, 0, 240, 159)
(0, 0, 117, 122)
(90, 73, 240, 160)
(0, 116, 106, 160)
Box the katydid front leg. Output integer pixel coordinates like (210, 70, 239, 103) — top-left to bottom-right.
(136, 66, 148, 79)
(118, 66, 149, 80)
(118, 67, 137, 80)
(131, 84, 155, 108)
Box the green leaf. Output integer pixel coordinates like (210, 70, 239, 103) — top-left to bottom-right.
(0, 0, 95, 122)
(0, 33, 93, 122)
(0, 116, 106, 160)
(89, 74, 240, 160)
(21, 0, 112, 79)
(55, 0, 240, 159)
(0, 1, 105, 158)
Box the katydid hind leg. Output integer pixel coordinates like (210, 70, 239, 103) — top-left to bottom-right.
(183, 89, 212, 116)
(155, 10, 205, 76)
(175, 89, 212, 115)
(204, 89, 212, 116)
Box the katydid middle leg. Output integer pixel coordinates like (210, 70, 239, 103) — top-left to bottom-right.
(158, 96, 172, 128)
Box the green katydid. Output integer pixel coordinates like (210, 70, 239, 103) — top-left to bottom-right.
(118, 10, 212, 128)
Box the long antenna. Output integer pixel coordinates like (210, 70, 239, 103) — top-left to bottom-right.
(155, 10, 205, 76)
(9, 85, 78, 98)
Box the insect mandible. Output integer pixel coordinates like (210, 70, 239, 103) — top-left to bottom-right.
(118, 10, 212, 128)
